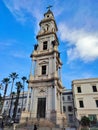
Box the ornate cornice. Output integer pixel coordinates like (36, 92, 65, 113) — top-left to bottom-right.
(28, 77, 59, 84)
(31, 50, 59, 58)
(36, 31, 58, 42)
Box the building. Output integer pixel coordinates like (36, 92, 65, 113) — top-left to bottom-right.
(72, 78, 98, 124)
(1, 78, 98, 126)
(21, 8, 65, 126)
(62, 89, 74, 127)
(1, 92, 30, 121)
(1, 8, 98, 127)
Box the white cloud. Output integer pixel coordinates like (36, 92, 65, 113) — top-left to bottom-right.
(3, 0, 43, 24)
(58, 23, 98, 62)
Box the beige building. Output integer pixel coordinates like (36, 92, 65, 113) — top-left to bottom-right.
(72, 78, 98, 123)
(21, 9, 65, 126)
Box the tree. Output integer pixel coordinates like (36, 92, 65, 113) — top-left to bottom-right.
(1, 78, 10, 115)
(0, 93, 2, 101)
(9, 92, 15, 118)
(81, 116, 90, 127)
(21, 76, 27, 111)
(9, 72, 18, 95)
(2, 78, 10, 102)
(9, 72, 18, 116)
(12, 81, 23, 121)
(0, 93, 3, 113)
(0, 84, 3, 113)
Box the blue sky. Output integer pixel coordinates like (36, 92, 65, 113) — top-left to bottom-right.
(0, 0, 98, 94)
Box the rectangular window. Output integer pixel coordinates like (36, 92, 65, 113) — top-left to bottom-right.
(42, 65, 46, 75)
(69, 114, 73, 122)
(95, 100, 98, 107)
(43, 41, 47, 50)
(77, 87, 81, 93)
(79, 100, 84, 108)
(92, 86, 97, 92)
(67, 96, 71, 100)
(62, 96, 65, 101)
(6, 101, 8, 105)
(68, 106, 72, 112)
(63, 106, 66, 112)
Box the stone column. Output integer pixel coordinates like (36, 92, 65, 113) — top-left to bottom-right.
(54, 86, 57, 111)
(34, 60, 36, 76)
(26, 87, 30, 111)
(54, 53, 56, 75)
(48, 58, 50, 78)
(60, 93, 63, 113)
(30, 88, 33, 112)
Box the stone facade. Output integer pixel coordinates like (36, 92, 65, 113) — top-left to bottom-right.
(72, 78, 98, 123)
(21, 9, 65, 126)
(2, 78, 98, 126)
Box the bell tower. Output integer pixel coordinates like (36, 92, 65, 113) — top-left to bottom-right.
(21, 8, 65, 126)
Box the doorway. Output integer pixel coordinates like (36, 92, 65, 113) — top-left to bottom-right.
(37, 98, 46, 118)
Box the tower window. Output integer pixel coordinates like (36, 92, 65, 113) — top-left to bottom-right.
(92, 86, 97, 92)
(95, 100, 98, 107)
(42, 65, 46, 75)
(77, 87, 81, 93)
(43, 41, 47, 50)
(79, 100, 84, 108)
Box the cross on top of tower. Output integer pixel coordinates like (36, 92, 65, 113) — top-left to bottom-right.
(46, 5, 53, 10)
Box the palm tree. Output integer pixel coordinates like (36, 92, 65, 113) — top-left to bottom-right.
(9, 72, 18, 95)
(0, 93, 2, 113)
(9, 91, 15, 117)
(0, 84, 3, 114)
(1, 78, 10, 115)
(2, 78, 10, 102)
(21, 76, 27, 111)
(12, 81, 23, 121)
(9, 72, 18, 116)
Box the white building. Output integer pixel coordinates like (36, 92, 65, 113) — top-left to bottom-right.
(2, 92, 30, 121)
(72, 78, 98, 124)
(2, 8, 98, 127)
(2, 78, 98, 126)
(21, 8, 65, 126)
(62, 89, 74, 127)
